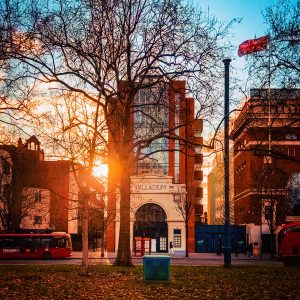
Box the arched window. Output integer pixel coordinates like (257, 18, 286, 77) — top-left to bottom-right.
(286, 173, 300, 215)
(134, 203, 168, 252)
(135, 203, 167, 223)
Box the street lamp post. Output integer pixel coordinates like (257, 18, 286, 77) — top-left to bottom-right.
(223, 58, 231, 268)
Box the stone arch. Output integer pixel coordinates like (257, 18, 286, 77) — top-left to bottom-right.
(134, 201, 169, 221)
(133, 203, 168, 253)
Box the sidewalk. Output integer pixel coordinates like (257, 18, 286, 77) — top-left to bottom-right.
(71, 250, 273, 261)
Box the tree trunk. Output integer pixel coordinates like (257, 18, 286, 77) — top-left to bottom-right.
(114, 157, 133, 267)
(100, 241, 105, 258)
(185, 221, 189, 257)
(270, 232, 275, 259)
(100, 230, 105, 258)
(81, 193, 89, 275)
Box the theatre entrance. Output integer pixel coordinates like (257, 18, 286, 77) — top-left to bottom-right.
(133, 203, 168, 253)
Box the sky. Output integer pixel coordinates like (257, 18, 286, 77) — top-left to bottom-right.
(190, 1, 284, 139)
(197, 0, 276, 48)
(195, 0, 281, 98)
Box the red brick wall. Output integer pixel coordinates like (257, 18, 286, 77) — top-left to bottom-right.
(45, 161, 70, 232)
(233, 116, 300, 225)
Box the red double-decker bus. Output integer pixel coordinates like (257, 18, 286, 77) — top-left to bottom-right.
(0, 232, 72, 259)
(277, 222, 300, 265)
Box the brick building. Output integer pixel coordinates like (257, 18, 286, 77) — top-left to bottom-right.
(106, 79, 203, 254)
(0, 136, 48, 232)
(231, 89, 300, 250)
(207, 142, 234, 225)
(0, 136, 103, 242)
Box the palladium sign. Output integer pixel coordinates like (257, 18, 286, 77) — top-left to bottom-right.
(131, 183, 185, 194)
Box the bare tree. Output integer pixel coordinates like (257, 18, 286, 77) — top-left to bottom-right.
(255, 163, 287, 259)
(89, 200, 114, 257)
(0, 0, 232, 266)
(174, 191, 193, 257)
(38, 93, 107, 275)
(247, 0, 300, 88)
(19, 187, 51, 230)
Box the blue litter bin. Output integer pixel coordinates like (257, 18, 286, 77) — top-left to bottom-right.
(143, 254, 170, 281)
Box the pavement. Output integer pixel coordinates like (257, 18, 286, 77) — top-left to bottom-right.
(70, 250, 281, 266)
(71, 250, 273, 260)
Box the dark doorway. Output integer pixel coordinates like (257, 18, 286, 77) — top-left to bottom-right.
(261, 234, 272, 253)
(134, 203, 168, 253)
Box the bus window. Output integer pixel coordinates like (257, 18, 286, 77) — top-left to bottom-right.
(14, 237, 22, 249)
(287, 226, 300, 233)
(32, 238, 40, 251)
(65, 237, 71, 249)
(1, 237, 20, 254)
(57, 238, 66, 248)
(21, 238, 33, 252)
(40, 238, 52, 248)
(2, 238, 14, 248)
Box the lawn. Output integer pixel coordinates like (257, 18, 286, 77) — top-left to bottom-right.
(0, 264, 299, 299)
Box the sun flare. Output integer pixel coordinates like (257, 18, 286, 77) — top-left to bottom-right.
(92, 163, 108, 178)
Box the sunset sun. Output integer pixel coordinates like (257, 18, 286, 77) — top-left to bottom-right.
(92, 163, 108, 178)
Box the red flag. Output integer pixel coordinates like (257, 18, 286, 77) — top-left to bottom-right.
(238, 35, 269, 57)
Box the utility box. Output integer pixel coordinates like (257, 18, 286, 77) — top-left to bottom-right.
(143, 255, 170, 281)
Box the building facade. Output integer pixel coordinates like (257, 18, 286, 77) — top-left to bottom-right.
(0, 136, 48, 232)
(0, 136, 103, 243)
(231, 89, 300, 251)
(207, 142, 234, 225)
(107, 79, 203, 254)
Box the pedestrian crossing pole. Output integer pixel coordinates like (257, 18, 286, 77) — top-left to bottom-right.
(223, 58, 232, 268)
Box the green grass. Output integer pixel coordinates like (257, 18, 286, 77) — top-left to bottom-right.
(0, 265, 299, 299)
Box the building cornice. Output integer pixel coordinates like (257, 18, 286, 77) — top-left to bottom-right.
(234, 140, 300, 159)
(234, 188, 285, 201)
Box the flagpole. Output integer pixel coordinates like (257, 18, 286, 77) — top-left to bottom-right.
(223, 58, 231, 268)
(268, 35, 271, 161)
(265, 35, 272, 259)
(263, 34, 272, 259)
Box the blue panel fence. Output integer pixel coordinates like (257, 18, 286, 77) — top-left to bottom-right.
(195, 224, 246, 253)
